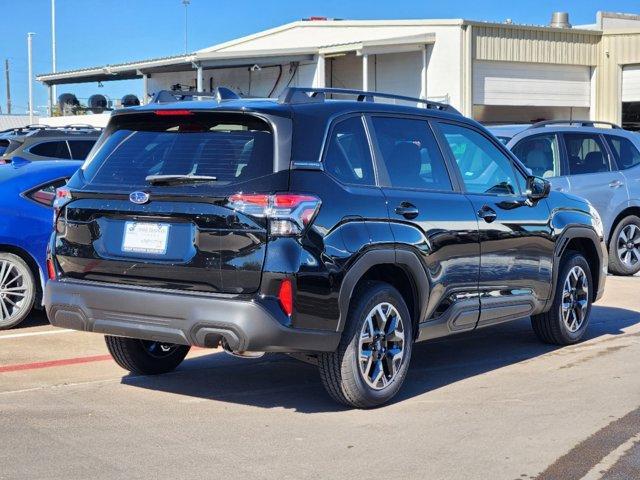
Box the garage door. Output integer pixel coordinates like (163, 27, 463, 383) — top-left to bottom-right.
(622, 65, 640, 102)
(473, 61, 591, 107)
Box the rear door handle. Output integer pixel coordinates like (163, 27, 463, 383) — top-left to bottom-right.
(477, 205, 497, 223)
(609, 180, 624, 188)
(395, 202, 419, 219)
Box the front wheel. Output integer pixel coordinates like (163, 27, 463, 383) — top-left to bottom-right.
(318, 281, 413, 408)
(105, 336, 190, 375)
(531, 251, 592, 345)
(0, 253, 36, 330)
(608, 215, 640, 276)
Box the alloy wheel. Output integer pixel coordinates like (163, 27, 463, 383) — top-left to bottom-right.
(358, 302, 406, 390)
(0, 259, 29, 325)
(561, 266, 589, 333)
(617, 224, 640, 268)
(140, 340, 180, 358)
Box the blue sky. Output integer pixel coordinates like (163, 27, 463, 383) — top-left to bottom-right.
(1, 0, 639, 116)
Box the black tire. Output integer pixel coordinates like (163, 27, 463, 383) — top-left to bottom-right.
(0, 252, 36, 330)
(318, 281, 413, 408)
(608, 215, 640, 276)
(105, 336, 190, 375)
(531, 251, 592, 345)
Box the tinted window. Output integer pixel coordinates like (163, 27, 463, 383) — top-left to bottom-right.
(512, 134, 561, 178)
(371, 116, 452, 191)
(83, 113, 273, 187)
(323, 116, 375, 185)
(29, 141, 71, 159)
(605, 135, 640, 170)
(68, 140, 96, 160)
(564, 133, 609, 175)
(439, 123, 522, 195)
(0, 139, 8, 156)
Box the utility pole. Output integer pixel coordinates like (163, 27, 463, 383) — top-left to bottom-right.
(182, 0, 190, 54)
(27, 32, 35, 124)
(51, 0, 57, 105)
(4, 59, 11, 114)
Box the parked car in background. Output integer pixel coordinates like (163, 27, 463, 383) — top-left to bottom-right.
(0, 125, 101, 165)
(488, 121, 640, 276)
(45, 88, 606, 408)
(0, 159, 81, 328)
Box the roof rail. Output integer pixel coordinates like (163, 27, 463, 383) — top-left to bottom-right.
(150, 87, 240, 104)
(277, 87, 460, 114)
(528, 120, 622, 130)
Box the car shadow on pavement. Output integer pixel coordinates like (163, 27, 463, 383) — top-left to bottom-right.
(121, 305, 640, 413)
(13, 309, 49, 329)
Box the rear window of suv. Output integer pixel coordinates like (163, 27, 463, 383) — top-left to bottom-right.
(82, 112, 274, 187)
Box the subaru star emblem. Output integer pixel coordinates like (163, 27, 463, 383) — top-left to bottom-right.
(129, 191, 150, 204)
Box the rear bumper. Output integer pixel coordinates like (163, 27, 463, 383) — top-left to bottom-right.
(44, 280, 340, 353)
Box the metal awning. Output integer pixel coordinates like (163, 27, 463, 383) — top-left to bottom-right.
(36, 34, 436, 86)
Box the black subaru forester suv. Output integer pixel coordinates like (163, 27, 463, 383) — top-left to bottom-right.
(45, 87, 606, 408)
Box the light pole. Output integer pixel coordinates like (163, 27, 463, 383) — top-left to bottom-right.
(27, 32, 35, 124)
(51, 0, 57, 107)
(182, 0, 190, 54)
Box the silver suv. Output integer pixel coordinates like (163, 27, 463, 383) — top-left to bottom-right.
(489, 121, 640, 276)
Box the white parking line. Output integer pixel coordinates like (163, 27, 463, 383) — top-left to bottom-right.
(0, 329, 74, 340)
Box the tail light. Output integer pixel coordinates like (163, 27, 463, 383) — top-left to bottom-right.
(53, 186, 72, 225)
(278, 279, 293, 316)
(227, 193, 321, 236)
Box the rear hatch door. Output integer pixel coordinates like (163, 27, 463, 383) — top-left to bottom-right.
(55, 110, 289, 294)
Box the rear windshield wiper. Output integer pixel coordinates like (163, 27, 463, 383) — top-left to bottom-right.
(145, 174, 218, 186)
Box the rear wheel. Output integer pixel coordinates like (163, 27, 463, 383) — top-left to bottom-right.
(105, 336, 190, 375)
(318, 281, 413, 408)
(0, 253, 36, 330)
(531, 251, 592, 345)
(608, 215, 640, 276)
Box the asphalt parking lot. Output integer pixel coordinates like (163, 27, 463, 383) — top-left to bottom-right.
(1, 276, 639, 480)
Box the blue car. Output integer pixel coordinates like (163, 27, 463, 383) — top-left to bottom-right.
(0, 158, 81, 328)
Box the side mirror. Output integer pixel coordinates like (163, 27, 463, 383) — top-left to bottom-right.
(526, 176, 551, 201)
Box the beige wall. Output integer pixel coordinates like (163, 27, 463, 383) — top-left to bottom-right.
(595, 31, 640, 124)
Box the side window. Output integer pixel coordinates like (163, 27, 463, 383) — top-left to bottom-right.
(371, 116, 452, 191)
(605, 135, 640, 170)
(68, 140, 96, 160)
(323, 116, 375, 185)
(438, 123, 523, 195)
(29, 141, 71, 159)
(27, 179, 68, 207)
(512, 134, 561, 179)
(564, 133, 610, 175)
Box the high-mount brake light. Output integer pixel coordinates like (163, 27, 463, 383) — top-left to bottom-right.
(154, 109, 193, 116)
(227, 193, 321, 236)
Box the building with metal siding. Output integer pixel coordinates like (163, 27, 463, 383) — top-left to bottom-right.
(35, 12, 640, 129)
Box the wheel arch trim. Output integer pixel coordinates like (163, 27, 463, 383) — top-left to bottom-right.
(336, 248, 429, 333)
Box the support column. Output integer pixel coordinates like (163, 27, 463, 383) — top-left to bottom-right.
(48, 84, 53, 115)
(362, 54, 370, 91)
(420, 46, 429, 100)
(196, 64, 203, 91)
(142, 73, 149, 104)
(314, 54, 326, 88)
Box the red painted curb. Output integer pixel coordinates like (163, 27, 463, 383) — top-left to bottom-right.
(0, 354, 113, 373)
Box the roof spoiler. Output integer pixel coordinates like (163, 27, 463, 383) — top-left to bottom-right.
(150, 87, 241, 104)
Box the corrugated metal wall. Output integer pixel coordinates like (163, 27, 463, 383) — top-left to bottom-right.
(596, 32, 640, 123)
(473, 26, 600, 66)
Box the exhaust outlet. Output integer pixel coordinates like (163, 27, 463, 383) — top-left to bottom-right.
(221, 341, 265, 359)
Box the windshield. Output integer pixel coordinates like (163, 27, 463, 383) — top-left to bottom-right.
(82, 112, 274, 188)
